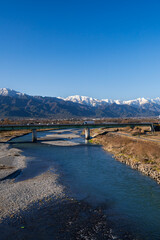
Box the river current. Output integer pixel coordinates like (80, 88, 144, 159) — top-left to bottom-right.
(10, 129, 160, 240)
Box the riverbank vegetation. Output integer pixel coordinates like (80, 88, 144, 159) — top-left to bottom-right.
(0, 129, 54, 142)
(91, 128, 160, 184)
(0, 130, 32, 142)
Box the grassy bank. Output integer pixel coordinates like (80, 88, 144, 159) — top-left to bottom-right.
(0, 130, 32, 142)
(91, 130, 160, 184)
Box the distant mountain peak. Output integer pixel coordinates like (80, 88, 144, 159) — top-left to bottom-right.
(60, 95, 160, 107)
(59, 95, 104, 107)
(0, 88, 26, 97)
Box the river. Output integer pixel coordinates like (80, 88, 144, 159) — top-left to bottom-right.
(8, 129, 160, 239)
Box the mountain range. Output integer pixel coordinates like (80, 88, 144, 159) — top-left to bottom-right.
(0, 88, 159, 119)
(59, 95, 160, 108)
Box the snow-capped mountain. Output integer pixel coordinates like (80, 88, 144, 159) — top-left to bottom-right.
(0, 88, 160, 118)
(59, 95, 105, 107)
(60, 95, 160, 108)
(123, 97, 160, 106)
(0, 88, 26, 97)
(58, 95, 122, 106)
(1, 88, 160, 109)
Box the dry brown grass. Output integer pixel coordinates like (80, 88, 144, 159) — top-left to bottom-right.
(92, 132, 160, 167)
(0, 128, 56, 142)
(94, 118, 158, 124)
(0, 130, 32, 142)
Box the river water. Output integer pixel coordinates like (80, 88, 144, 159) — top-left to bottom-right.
(10, 129, 160, 240)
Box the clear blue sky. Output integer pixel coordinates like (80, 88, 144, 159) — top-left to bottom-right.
(0, 0, 160, 100)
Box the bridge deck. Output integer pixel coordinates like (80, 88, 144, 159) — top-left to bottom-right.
(0, 123, 154, 131)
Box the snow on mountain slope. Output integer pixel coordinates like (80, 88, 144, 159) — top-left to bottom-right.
(59, 95, 103, 106)
(123, 98, 149, 106)
(60, 95, 160, 107)
(0, 88, 25, 97)
(150, 97, 160, 105)
(59, 95, 122, 106)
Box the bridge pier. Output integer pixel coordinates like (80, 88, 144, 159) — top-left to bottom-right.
(85, 128, 90, 140)
(32, 129, 37, 142)
(151, 124, 155, 132)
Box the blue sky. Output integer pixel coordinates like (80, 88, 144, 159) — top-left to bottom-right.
(0, 0, 160, 100)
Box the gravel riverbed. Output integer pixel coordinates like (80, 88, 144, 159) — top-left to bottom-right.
(0, 144, 64, 221)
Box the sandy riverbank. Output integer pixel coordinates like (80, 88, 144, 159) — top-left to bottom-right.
(39, 129, 82, 146)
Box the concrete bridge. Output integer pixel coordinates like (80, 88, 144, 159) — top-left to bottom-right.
(0, 123, 156, 142)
